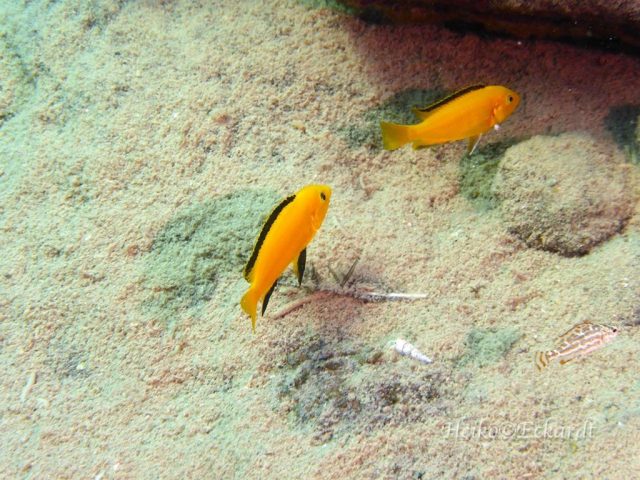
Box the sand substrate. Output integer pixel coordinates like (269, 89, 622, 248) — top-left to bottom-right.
(1, 1, 639, 478)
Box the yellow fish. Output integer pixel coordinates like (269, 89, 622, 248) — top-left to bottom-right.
(241, 184, 332, 331)
(380, 85, 520, 154)
(535, 321, 618, 371)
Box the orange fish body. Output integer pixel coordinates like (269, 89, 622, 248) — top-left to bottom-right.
(241, 184, 331, 331)
(380, 85, 520, 152)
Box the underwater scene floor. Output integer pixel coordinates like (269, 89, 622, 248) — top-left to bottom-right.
(1, 1, 639, 478)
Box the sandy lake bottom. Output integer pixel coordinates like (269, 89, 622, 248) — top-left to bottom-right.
(1, 1, 639, 478)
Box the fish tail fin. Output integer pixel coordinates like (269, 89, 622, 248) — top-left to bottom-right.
(240, 288, 259, 333)
(380, 121, 413, 151)
(535, 351, 549, 371)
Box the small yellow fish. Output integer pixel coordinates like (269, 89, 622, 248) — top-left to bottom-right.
(241, 184, 332, 332)
(535, 321, 618, 371)
(380, 85, 520, 153)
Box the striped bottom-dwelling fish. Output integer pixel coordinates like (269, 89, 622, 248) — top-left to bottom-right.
(535, 321, 618, 371)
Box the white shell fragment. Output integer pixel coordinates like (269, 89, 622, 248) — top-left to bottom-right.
(392, 339, 433, 364)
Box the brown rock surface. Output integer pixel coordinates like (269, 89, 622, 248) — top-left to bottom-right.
(339, 0, 640, 53)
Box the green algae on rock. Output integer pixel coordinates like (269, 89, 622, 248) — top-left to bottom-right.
(492, 133, 636, 256)
(459, 141, 514, 210)
(0, 35, 34, 125)
(276, 336, 448, 442)
(459, 327, 521, 368)
(299, 0, 356, 14)
(338, 88, 445, 150)
(604, 104, 640, 164)
(142, 190, 279, 321)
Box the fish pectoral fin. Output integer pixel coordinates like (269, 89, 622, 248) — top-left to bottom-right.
(261, 279, 278, 316)
(311, 213, 323, 231)
(467, 135, 481, 155)
(293, 248, 306, 286)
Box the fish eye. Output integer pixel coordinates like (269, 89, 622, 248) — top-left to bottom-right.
(507, 95, 514, 103)
(320, 192, 326, 201)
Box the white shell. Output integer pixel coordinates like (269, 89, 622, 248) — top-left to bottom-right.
(392, 339, 433, 364)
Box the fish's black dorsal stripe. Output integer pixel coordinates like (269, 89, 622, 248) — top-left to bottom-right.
(244, 194, 296, 280)
(414, 84, 486, 114)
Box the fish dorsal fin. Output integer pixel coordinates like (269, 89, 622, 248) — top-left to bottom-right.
(261, 279, 278, 316)
(293, 248, 306, 286)
(412, 84, 486, 121)
(244, 194, 296, 282)
(556, 321, 594, 344)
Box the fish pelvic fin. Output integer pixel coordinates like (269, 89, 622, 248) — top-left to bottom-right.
(535, 351, 550, 371)
(262, 280, 277, 317)
(467, 135, 482, 155)
(380, 121, 413, 151)
(240, 288, 259, 333)
(293, 248, 306, 286)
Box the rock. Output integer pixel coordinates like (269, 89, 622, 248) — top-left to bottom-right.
(338, 0, 640, 53)
(492, 133, 636, 256)
(636, 113, 640, 164)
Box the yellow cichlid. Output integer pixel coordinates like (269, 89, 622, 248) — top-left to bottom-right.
(380, 85, 520, 154)
(240, 184, 332, 332)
